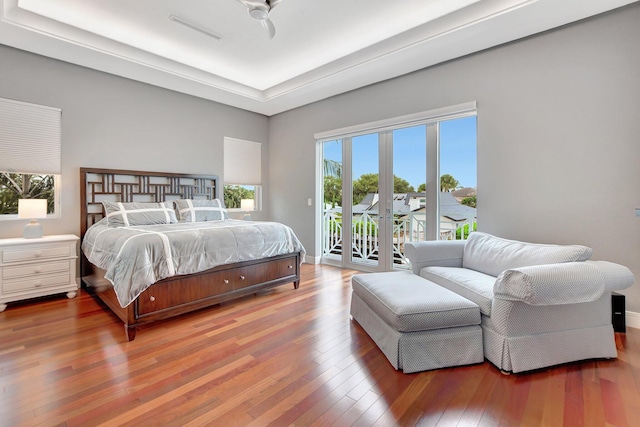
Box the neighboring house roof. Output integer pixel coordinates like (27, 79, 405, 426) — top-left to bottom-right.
(452, 187, 477, 202)
(347, 192, 476, 222)
(439, 192, 477, 221)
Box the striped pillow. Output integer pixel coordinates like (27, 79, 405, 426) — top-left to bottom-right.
(102, 201, 177, 227)
(175, 199, 228, 222)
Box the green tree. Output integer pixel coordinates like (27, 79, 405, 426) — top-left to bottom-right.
(417, 183, 426, 192)
(323, 159, 342, 178)
(352, 173, 379, 205)
(0, 173, 55, 214)
(223, 185, 254, 209)
(323, 176, 342, 207)
(440, 174, 459, 192)
(352, 174, 417, 205)
(393, 176, 415, 194)
(461, 196, 476, 208)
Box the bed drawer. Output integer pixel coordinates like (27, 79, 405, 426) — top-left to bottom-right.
(136, 255, 299, 316)
(137, 269, 236, 315)
(241, 256, 298, 287)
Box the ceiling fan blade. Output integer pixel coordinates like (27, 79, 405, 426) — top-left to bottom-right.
(267, 0, 283, 10)
(261, 18, 276, 39)
(236, 0, 268, 9)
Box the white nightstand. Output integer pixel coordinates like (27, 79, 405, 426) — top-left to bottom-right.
(0, 234, 79, 312)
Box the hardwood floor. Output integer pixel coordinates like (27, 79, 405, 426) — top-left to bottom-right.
(1, 263, 639, 426)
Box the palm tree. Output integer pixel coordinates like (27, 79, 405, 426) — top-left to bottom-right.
(0, 173, 54, 214)
(323, 159, 342, 178)
(440, 174, 459, 192)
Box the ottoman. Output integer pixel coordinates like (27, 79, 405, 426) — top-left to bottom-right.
(350, 271, 483, 373)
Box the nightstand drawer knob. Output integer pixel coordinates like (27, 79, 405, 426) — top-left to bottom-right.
(149, 296, 156, 302)
(34, 268, 42, 273)
(288, 265, 293, 269)
(35, 251, 42, 258)
(224, 279, 229, 284)
(240, 275, 246, 280)
(35, 282, 42, 288)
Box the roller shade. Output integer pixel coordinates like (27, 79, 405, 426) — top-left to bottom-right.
(0, 97, 61, 175)
(223, 137, 261, 185)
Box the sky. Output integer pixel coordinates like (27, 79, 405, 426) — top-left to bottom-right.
(323, 115, 477, 190)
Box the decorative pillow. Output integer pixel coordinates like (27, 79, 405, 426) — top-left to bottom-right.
(102, 201, 177, 227)
(462, 232, 593, 277)
(175, 199, 228, 222)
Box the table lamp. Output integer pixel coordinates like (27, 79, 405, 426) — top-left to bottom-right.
(240, 199, 254, 221)
(18, 199, 47, 239)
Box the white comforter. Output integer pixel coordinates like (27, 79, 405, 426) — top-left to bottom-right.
(82, 219, 306, 307)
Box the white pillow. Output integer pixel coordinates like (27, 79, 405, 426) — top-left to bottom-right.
(175, 198, 228, 222)
(463, 232, 593, 277)
(102, 201, 177, 227)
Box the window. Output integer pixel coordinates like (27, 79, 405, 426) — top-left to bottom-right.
(223, 137, 262, 210)
(0, 97, 61, 218)
(316, 102, 477, 271)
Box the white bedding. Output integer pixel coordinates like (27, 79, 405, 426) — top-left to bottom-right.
(82, 218, 306, 307)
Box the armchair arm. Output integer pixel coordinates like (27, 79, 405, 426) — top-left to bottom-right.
(585, 260, 634, 292)
(494, 262, 607, 306)
(405, 240, 466, 275)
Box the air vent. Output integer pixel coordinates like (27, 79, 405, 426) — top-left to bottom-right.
(169, 15, 223, 41)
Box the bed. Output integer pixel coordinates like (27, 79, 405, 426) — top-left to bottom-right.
(80, 167, 305, 341)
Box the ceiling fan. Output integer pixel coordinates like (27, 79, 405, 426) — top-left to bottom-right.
(236, 0, 283, 39)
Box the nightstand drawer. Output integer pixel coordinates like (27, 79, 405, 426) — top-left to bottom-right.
(3, 260, 70, 280)
(2, 273, 71, 293)
(2, 245, 71, 263)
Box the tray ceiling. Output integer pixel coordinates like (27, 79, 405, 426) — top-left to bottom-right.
(0, 0, 636, 115)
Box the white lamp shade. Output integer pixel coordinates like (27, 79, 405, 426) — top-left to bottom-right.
(18, 199, 48, 219)
(241, 199, 255, 211)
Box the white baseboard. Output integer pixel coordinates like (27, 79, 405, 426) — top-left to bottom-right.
(303, 255, 320, 265)
(626, 310, 640, 329)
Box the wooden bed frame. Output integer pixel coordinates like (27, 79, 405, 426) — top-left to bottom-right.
(80, 167, 301, 341)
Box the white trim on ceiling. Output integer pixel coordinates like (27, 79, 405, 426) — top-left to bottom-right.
(0, 0, 637, 116)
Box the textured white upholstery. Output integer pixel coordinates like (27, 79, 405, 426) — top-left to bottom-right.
(351, 293, 484, 373)
(350, 272, 483, 373)
(494, 262, 606, 306)
(404, 240, 465, 275)
(419, 266, 494, 315)
(462, 232, 593, 277)
(352, 272, 480, 332)
(405, 233, 634, 373)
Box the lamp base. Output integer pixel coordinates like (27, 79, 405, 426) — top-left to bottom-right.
(243, 213, 252, 221)
(24, 221, 43, 239)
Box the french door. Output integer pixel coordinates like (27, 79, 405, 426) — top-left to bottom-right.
(318, 103, 477, 272)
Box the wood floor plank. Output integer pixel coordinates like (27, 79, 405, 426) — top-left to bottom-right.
(0, 264, 639, 426)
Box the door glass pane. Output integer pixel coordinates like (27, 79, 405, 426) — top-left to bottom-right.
(322, 140, 342, 260)
(439, 116, 477, 240)
(392, 125, 427, 269)
(351, 133, 379, 266)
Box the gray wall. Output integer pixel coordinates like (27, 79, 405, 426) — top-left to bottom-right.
(269, 4, 640, 310)
(1, 4, 639, 311)
(0, 44, 270, 238)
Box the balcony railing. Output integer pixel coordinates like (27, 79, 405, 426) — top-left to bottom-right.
(322, 209, 476, 266)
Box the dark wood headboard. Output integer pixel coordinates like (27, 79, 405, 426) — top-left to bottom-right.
(80, 168, 220, 238)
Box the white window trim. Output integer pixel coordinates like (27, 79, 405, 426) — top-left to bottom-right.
(315, 101, 476, 142)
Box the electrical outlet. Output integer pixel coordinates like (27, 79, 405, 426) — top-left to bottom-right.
(308, 198, 312, 206)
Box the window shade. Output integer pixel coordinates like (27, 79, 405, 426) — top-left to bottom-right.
(0, 97, 62, 175)
(223, 137, 261, 185)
